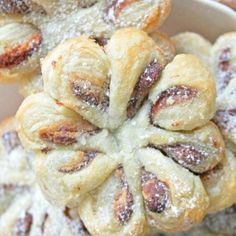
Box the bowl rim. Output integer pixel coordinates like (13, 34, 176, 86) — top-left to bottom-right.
(195, 0, 236, 19)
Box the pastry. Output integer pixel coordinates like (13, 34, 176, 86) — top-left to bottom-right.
(214, 78, 236, 155)
(157, 205, 236, 236)
(172, 31, 236, 155)
(0, 15, 43, 83)
(0, 117, 89, 236)
(172, 32, 212, 65)
(18, 31, 175, 97)
(149, 31, 176, 63)
(211, 32, 236, 94)
(19, 73, 43, 97)
(0, 0, 172, 84)
(201, 149, 236, 213)
(16, 28, 228, 235)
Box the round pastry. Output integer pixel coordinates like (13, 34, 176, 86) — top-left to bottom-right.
(16, 28, 228, 235)
(172, 32, 212, 65)
(0, 0, 172, 84)
(0, 117, 89, 236)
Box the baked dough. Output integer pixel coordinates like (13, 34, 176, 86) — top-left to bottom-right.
(172, 31, 236, 157)
(214, 78, 236, 155)
(172, 32, 212, 65)
(150, 31, 176, 63)
(0, 15, 42, 83)
(42, 28, 167, 129)
(0, 0, 172, 83)
(211, 32, 236, 94)
(16, 29, 228, 235)
(19, 73, 43, 97)
(0, 117, 89, 236)
(201, 149, 236, 213)
(19, 31, 175, 97)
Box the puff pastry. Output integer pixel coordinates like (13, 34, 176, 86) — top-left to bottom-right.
(19, 73, 43, 96)
(214, 78, 236, 155)
(0, 0, 172, 84)
(19, 31, 175, 97)
(0, 117, 89, 236)
(172, 32, 212, 65)
(159, 205, 236, 236)
(16, 28, 228, 235)
(173, 31, 236, 155)
(201, 149, 236, 213)
(211, 32, 236, 94)
(0, 15, 42, 83)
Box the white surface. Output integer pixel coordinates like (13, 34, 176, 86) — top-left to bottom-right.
(0, 0, 236, 121)
(162, 0, 236, 41)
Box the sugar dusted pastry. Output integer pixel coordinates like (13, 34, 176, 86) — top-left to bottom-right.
(172, 32, 212, 65)
(0, 117, 34, 187)
(150, 31, 176, 63)
(159, 205, 236, 236)
(211, 33, 236, 157)
(0, 0, 172, 84)
(0, 15, 42, 83)
(0, 117, 89, 236)
(211, 32, 236, 94)
(148, 54, 216, 131)
(201, 149, 236, 213)
(172, 31, 236, 157)
(214, 79, 236, 155)
(19, 73, 43, 96)
(16, 28, 229, 235)
(0, 0, 45, 14)
(42, 28, 167, 129)
(0, 117, 33, 215)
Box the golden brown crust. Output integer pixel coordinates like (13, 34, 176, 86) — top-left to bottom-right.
(0, 117, 89, 236)
(0, 0, 172, 84)
(0, 16, 43, 83)
(16, 29, 227, 235)
(201, 149, 236, 213)
(150, 31, 176, 63)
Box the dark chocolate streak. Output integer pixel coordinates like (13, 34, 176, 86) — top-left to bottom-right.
(127, 59, 163, 118)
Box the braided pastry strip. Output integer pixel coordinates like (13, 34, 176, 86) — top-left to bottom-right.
(0, 0, 172, 84)
(16, 28, 225, 235)
(0, 117, 89, 236)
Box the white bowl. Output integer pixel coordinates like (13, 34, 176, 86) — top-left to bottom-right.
(0, 0, 236, 121)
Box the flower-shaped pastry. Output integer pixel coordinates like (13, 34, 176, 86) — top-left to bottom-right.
(0, 0, 171, 84)
(16, 28, 225, 235)
(0, 117, 89, 236)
